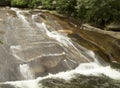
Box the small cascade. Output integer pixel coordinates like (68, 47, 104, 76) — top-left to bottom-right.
(63, 59, 72, 69)
(85, 50, 106, 65)
(41, 23, 98, 63)
(11, 8, 30, 27)
(32, 15, 94, 63)
(19, 64, 34, 79)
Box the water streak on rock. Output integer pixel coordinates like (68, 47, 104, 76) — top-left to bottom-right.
(0, 7, 120, 88)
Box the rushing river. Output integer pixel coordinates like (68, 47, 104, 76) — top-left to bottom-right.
(0, 7, 120, 88)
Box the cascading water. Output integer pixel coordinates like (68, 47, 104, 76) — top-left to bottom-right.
(19, 64, 34, 79)
(0, 7, 120, 88)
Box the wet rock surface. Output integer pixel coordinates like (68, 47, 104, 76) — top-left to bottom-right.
(0, 84, 15, 88)
(0, 7, 120, 82)
(0, 7, 85, 82)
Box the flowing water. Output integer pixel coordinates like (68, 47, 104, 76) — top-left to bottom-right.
(0, 7, 120, 88)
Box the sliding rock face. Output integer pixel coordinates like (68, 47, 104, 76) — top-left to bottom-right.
(0, 8, 84, 82)
(0, 7, 120, 82)
(0, 46, 23, 82)
(10, 42, 65, 62)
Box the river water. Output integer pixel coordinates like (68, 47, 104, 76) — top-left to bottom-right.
(0, 7, 120, 88)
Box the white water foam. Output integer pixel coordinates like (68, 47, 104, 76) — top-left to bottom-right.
(4, 62, 120, 88)
(36, 62, 120, 81)
(19, 64, 34, 80)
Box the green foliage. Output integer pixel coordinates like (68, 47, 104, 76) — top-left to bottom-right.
(0, 41, 3, 44)
(41, 0, 54, 9)
(28, 0, 41, 8)
(40, 0, 120, 28)
(41, 0, 77, 16)
(76, 0, 120, 27)
(10, 0, 41, 8)
(11, 0, 29, 7)
(0, 0, 119, 28)
(56, 0, 77, 16)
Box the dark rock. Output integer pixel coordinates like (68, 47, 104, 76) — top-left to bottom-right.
(0, 0, 10, 6)
(41, 74, 120, 88)
(111, 61, 120, 69)
(106, 23, 120, 31)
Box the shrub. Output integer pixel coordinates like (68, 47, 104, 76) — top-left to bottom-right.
(10, 0, 41, 8)
(1, 0, 119, 28)
(28, 0, 42, 8)
(11, 0, 29, 7)
(41, 0, 54, 10)
(56, 0, 77, 16)
(76, 0, 120, 27)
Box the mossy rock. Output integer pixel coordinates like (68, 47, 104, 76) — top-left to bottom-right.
(0, 41, 3, 44)
(41, 74, 120, 88)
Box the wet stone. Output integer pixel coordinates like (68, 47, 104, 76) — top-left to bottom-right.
(10, 42, 65, 62)
(111, 61, 120, 69)
(0, 84, 15, 88)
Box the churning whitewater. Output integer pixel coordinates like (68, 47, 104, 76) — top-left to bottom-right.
(0, 7, 120, 88)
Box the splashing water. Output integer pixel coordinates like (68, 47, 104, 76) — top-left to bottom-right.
(3, 62, 120, 88)
(19, 64, 34, 80)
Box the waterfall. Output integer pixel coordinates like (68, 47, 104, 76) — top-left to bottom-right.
(0, 8, 120, 88)
(19, 64, 34, 79)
